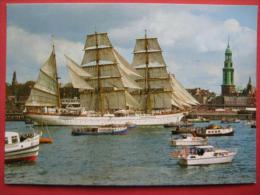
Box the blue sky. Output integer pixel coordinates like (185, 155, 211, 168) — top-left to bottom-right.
(6, 4, 257, 94)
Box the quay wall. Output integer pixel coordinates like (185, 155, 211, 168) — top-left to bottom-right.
(189, 112, 253, 120)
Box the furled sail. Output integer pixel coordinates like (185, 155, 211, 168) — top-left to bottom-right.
(79, 32, 141, 113)
(25, 46, 60, 107)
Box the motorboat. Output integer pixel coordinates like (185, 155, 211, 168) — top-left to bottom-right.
(170, 133, 208, 146)
(174, 145, 236, 166)
(71, 124, 128, 135)
(5, 131, 40, 163)
(195, 124, 234, 137)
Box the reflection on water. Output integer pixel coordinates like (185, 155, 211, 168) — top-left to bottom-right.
(5, 121, 256, 185)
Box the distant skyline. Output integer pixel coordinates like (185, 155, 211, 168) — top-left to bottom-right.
(7, 4, 257, 94)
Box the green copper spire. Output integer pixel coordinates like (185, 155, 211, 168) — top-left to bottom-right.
(223, 40, 234, 85)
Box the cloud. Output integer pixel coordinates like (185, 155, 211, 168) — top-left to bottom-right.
(7, 25, 84, 83)
(7, 4, 257, 94)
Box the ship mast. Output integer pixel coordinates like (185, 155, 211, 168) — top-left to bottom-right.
(52, 37, 61, 109)
(144, 30, 151, 113)
(95, 32, 103, 115)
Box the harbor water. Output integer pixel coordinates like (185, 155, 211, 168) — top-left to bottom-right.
(5, 121, 256, 185)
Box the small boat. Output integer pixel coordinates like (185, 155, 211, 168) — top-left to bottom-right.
(170, 133, 208, 146)
(195, 124, 234, 137)
(5, 131, 40, 163)
(173, 145, 236, 166)
(187, 117, 210, 123)
(39, 125, 53, 144)
(164, 121, 194, 128)
(40, 137, 53, 144)
(71, 124, 128, 136)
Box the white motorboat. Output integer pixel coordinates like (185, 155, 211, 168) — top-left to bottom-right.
(5, 131, 40, 163)
(176, 145, 236, 166)
(170, 133, 208, 146)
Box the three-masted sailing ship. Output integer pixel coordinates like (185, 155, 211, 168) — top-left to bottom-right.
(25, 32, 198, 126)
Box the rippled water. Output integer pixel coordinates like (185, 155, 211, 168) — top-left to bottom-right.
(5, 121, 256, 185)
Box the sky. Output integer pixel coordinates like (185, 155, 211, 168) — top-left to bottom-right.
(6, 4, 257, 94)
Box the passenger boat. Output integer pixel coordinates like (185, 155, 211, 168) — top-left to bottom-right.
(164, 121, 193, 128)
(195, 124, 234, 137)
(174, 145, 236, 166)
(71, 124, 128, 135)
(5, 131, 40, 163)
(170, 133, 208, 146)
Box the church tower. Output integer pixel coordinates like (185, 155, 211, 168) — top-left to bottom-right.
(11, 71, 18, 96)
(221, 40, 236, 96)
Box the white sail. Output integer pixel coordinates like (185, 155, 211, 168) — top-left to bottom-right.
(25, 47, 60, 107)
(132, 51, 166, 68)
(170, 74, 199, 106)
(65, 55, 93, 90)
(79, 32, 142, 112)
(134, 38, 162, 53)
(84, 32, 112, 50)
(131, 34, 199, 111)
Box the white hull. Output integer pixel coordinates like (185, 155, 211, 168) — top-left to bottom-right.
(179, 153, 236, 166)
(26, 113, 184, 126)
(171, 139, 207, 146)
(5, 132, 40, 162)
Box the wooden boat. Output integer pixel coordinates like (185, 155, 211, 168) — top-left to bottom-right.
(172, 145, 236, 166)
(5, 131, 40, 163)
(71, 124, 128, 135)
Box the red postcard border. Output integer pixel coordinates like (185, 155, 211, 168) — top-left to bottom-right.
(0, 0, 259, 194)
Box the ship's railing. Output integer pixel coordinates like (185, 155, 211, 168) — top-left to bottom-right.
(61, 98, 80, 105)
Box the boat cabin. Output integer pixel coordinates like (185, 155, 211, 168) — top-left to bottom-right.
(189, 145, 214, 155)
(5, 132, 20, 145)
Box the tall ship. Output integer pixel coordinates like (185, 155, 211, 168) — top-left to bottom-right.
(25, 32, 198, 126)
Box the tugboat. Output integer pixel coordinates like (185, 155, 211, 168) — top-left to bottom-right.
(71, 124, 128, 135)
(5, 131, 40, 163)
(172, 145, 236, 166)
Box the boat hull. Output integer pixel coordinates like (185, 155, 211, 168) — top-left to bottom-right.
(72, 128, 128, 136)
(171, 139, 207, 146)
(5, 145, 39, 163)
(26, 113, 184, 126)
(178, 153, 236, 166)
